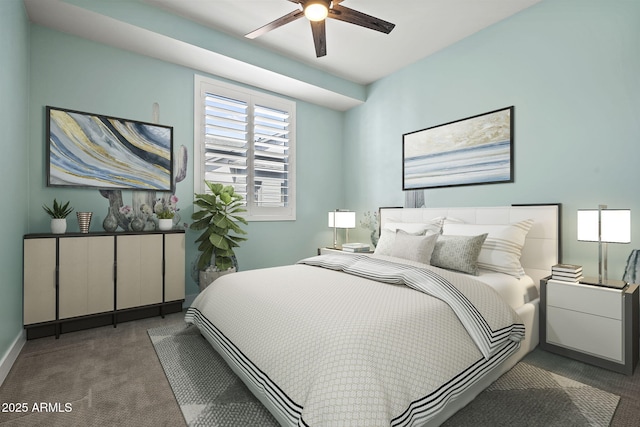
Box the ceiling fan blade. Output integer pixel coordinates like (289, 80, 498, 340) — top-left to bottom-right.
(328, 4, 395, 34)
(310, 19, 327, 57)
(245, 9, 305, 39)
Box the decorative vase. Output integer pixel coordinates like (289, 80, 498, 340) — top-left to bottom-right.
(76, 212, 92, 233)
(199, 267, 236, 293)
(103, 210, 118, 232)
(51, 218, 67, 234)
(158, 218, 173, 231)
(130, 217, 145, 232)
(370, 230, 379, 248)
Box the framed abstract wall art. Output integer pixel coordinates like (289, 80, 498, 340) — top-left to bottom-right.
(403, 106, 514, 190)
(46, 106, 174, 191)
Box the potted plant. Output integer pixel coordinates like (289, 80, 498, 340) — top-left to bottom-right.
(191, 182, 248, 291)
(154, 195, 179, 231)
(43, 199, 74, 234)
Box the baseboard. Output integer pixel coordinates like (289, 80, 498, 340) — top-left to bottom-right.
(183, 293, 198, 310)
(0, 330, 26, 386)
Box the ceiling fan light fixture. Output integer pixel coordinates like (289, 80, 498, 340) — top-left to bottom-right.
(304, 0, 330, 22)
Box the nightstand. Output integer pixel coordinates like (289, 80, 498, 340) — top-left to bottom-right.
(540, 277, 639, 375)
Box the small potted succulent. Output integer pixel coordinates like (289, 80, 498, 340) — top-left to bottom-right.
(43, 199, 74, 234)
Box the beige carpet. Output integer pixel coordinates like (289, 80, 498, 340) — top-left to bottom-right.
(0, 313, 185, 427)
(1, 311, 634, 427)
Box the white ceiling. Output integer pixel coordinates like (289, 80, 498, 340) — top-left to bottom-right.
(143, 0, 542, 85)
(24, 0, 541, 110)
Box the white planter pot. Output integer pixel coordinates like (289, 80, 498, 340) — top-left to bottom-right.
(158, 218, 173, 231)
(50, 218, 67, 234)
(199, 267, 236, 293)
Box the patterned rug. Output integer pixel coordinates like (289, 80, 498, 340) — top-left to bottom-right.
(149, 323, 619, 427)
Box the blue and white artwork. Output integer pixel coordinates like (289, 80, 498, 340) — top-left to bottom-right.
(47, 106, 173, 191)
(403, 107, 513, 190)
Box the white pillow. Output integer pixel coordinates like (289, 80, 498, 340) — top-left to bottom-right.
(383, 217, 444, 235)
(442, 219, 534, 278)
(375, 228, 424, 256)
(376, 217, 443, 256)
(374, 228, 398, 256)
(391, 231, 438, 264)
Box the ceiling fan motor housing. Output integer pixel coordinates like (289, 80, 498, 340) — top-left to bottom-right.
(246, 0, 394, 58)
(302, 0, 331, 21)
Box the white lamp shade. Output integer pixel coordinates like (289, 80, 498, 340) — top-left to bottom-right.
(577, 209, 631, 243)
(328, 211, 356, 229)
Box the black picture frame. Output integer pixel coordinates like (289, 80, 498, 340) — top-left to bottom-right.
(46, 106, 174, 191)
(403, 106, 514, 190)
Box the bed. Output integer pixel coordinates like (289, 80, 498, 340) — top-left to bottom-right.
(185, 205, 560, 426)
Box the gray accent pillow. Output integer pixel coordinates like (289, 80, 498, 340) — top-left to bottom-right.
(391, 231, 439, 264)
(430, 234, 488, 275)
(374, 228, 424, 256)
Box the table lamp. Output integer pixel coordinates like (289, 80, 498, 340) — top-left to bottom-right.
(328, 210, 356, 249)
(577, 205, 631, 287)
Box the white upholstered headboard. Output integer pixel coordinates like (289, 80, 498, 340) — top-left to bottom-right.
(379, 205, 560, 287)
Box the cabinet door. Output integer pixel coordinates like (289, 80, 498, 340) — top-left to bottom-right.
(24, 238, 56, 325)
(116, 235, 163, 310)
(164, 233, 185, 302)
(59, 236, 114, 319)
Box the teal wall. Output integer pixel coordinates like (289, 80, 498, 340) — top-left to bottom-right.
(28, 26, 344, 296)
(63, 0, 366, 103)
(4, 0, 639, 366)
(344, 0, 640, 279)
(0, 0, 30, 363)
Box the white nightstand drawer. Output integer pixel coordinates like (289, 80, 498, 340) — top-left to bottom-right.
(547, 280, 621, 320)
(547, 306, 623, 362)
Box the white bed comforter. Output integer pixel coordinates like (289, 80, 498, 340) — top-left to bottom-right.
(185, 254, 524, 426)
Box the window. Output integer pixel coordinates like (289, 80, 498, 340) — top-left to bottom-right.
(194, 76, 296, 221)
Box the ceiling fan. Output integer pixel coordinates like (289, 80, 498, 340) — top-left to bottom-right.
(245, 0, 395, 58)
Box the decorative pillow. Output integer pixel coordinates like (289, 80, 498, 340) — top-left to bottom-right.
(374, 228, 425, 256)
(383, 217, 444, 235)
(430, 234, 488, 275)
(442, 219, 534, 278)
(391, 231, 439, 264)
(374, 228, 398, 256)
(375, 217, 442, 257)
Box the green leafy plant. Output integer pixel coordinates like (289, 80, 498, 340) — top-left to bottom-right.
(191, 182, 248, 271)
(42, 199, 74, 219)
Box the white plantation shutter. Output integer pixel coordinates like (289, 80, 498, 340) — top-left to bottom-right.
(195, 76, 296, 221)
(253, 104, 291, 208)
(203, 93, 249, 200)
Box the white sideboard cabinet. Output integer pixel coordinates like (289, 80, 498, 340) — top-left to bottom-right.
(23, 230, 185, 339)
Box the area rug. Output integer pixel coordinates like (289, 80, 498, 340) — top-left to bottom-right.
(149, 323, 619, 427)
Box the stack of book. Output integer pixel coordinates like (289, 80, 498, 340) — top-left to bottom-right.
(552, 263, 583, 283)
(342, 243, 371, 253)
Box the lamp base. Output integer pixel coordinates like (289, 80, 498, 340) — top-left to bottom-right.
(580, 276, 628, 289)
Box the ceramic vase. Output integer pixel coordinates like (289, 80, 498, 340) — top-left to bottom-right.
(130, 217, 145, 231)
(199, 267, 236, 293)
(103, 210, 118, 232)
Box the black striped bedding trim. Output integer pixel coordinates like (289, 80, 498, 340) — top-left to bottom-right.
(299, 255, 525, 359)
(392, 340, 520, 426)
(184, 307, 303, 426)
(186, 303, 520, 427)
